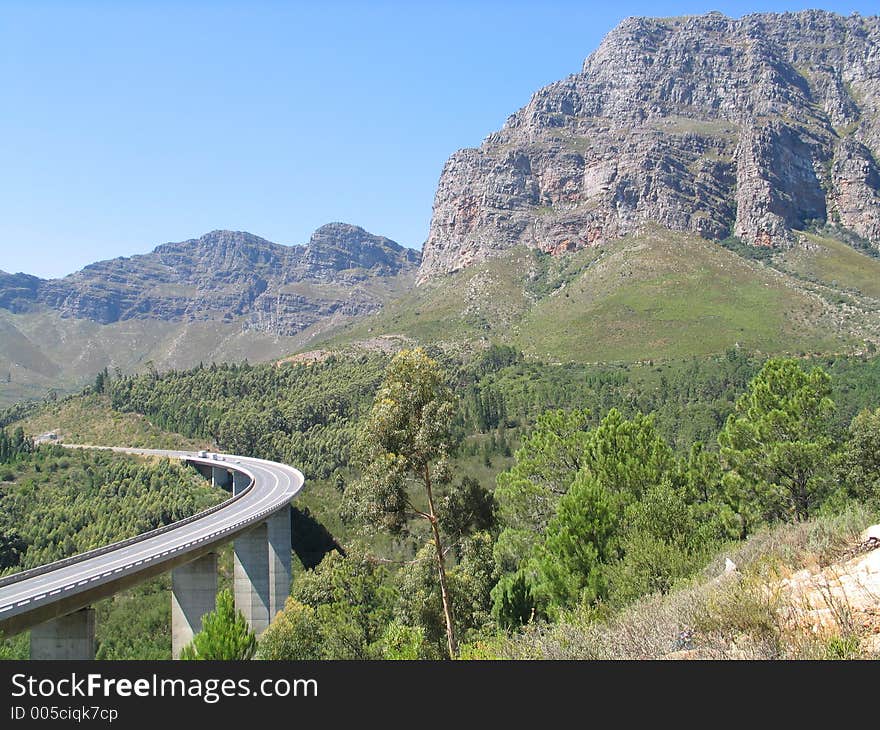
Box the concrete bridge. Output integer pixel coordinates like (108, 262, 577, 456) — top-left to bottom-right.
(0, 447, 304, 659)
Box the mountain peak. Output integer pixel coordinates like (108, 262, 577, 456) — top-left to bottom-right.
(0, 223, 419, 332)
(153, 229, 277, 258)
(309, 222, 414, 252)
(310, 222, 371, 240)
(307, 222, 420, 270)
(419, 10, 880, 282)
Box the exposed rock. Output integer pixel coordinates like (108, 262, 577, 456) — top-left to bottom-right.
(0, 272, 42, 313)
(419, 10, 880, 282)
(831, 139, 880, 243)
(860, 524, 880, 545)
(275, 349, 333, 367)
(304, 223, 420, 279)
(0, 225, 420, 337)
(777, 543, 880, 651)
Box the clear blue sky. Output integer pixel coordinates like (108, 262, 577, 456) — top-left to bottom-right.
(0, 1, 875, 278)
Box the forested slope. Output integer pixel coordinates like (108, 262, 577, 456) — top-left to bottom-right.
(0, 437, 225, 659)
(7, 348, 880, 659)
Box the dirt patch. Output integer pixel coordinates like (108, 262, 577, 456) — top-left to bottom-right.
(276, 349, 332, 366)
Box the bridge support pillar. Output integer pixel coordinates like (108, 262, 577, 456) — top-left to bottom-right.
(234, 523, 270, 635)
(171, 552, 218, 659)
(30, 607, 95, 660)
(212, 466, 231, 490)
(233, 471, 251, 495)
(267, 505, 292, 619)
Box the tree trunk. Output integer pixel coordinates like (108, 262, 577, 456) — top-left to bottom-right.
(424, 465, 458, 659)
(793, 473, 811, 522)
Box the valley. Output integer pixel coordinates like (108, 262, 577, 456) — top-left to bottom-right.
(2, 8, 880, 663)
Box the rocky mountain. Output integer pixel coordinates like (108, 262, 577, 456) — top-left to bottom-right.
(0, 224, 419, 406)
(1, 224, 419, 336)
(419, 10, 880, 282)
(7, 10, 880, 407)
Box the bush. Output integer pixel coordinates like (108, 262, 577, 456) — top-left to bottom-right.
(379, 622, 431, 660)
(491, 571, 539, 630)
(257, 599, 321, 660)
(605, 533, 700, 608)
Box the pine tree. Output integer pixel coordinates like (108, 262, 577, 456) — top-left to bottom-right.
(179, 589, 256, 660)
(538, 470, 619, 607)
(718, 358, 834, 524)
(491, 570, 538, 630)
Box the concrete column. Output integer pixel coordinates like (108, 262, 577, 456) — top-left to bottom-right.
(234, 523, 270, 635)
(171, 552, 218, 659)
(212, 466, 231, 490)
(267, 505, 292, 619)
(233, 471, 251, 495)
(30, 607, 96, 660)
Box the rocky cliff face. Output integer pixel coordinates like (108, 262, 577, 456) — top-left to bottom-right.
(419, 10, 880, 282)
(2, 224, 420, 336)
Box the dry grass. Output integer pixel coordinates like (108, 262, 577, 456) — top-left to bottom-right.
(18, 394, 207, 450)
(475, 505, 879, 660)
(703, 505, 871, 578)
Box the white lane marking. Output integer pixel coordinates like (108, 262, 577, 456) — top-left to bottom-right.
(2, 465, 292, 605)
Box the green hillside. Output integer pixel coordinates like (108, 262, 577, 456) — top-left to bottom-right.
(776, 231, 880, 300)
(317, 228, 868, 362)
(0, 310, 351, 408)
(16, 394, 208, 451)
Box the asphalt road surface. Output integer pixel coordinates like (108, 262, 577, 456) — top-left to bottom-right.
(0, 447, 303, 635)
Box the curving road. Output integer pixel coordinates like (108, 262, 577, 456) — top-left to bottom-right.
(0, 447, 304, 637)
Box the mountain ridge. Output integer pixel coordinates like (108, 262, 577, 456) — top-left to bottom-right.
(0, 223, 419, 405)
(1, 223, 420, 334)
(418, 9, 880, 282)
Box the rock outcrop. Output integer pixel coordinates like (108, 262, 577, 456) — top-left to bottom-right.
(778, 525, 880, 653)
(1, 224, 419, 336)
(419, 10, 880, 282)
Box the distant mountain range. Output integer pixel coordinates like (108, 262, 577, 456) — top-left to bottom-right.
(2, 9, 880, 407)
(0, 224, 418, 405)
(0, 223, 419, 334)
